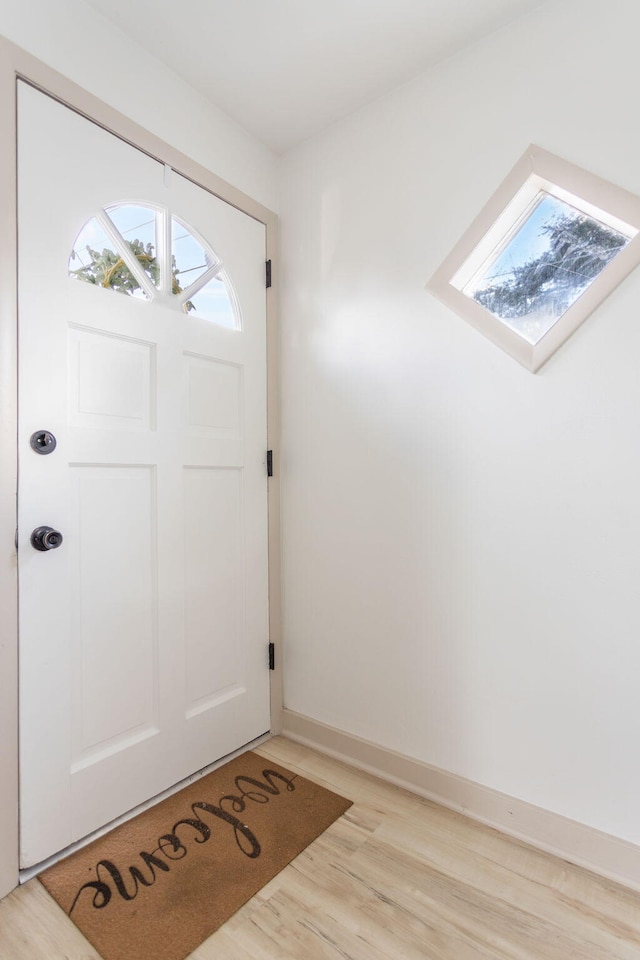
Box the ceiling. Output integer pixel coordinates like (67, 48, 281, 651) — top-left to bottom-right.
(83, 0, 547, 154)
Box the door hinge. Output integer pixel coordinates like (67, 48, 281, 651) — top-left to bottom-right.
(266, 259, 272, 289)
(267, 450, 273, 477)
(268, 642, 275, 670)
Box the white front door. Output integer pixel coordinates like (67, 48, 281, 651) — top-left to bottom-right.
(18, 83, 271, 868)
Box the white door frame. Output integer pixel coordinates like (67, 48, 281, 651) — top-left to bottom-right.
(0, 36, 283, 901)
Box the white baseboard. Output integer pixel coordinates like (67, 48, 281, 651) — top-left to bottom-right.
(282, 708, 640, 894)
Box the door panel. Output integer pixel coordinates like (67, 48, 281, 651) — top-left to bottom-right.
(70, 464, 158, 763)
(69, 327, 155, 430)
(184, 467, 245, 712)
(18, 83, 270, 866)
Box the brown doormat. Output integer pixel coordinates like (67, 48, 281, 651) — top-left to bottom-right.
(40, 751, 352, 960)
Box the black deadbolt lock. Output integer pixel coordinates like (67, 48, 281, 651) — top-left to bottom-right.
(30, 430, 57, 454)
(31, 526, 64, 551)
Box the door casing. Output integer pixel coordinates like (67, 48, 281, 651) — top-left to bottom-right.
(0, 35, 282, 900)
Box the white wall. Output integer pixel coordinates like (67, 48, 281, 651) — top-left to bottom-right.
(0, 0, 278, 211)
(279, 0, 640, 845)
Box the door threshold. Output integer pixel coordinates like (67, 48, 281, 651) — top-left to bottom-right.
(19, 731, 272, 882)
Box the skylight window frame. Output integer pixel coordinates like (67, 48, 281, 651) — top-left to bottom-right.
(427, 145, 640, 372)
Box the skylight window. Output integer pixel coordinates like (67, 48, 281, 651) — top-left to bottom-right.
(428, 146, 640, 371)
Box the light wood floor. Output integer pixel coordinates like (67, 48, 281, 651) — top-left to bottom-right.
(2, 736, 640, 959)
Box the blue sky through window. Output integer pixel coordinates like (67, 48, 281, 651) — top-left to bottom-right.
(106, 204, 156, 250)
(481, 194, 562, 287)
(187, 275, 236, 328)
(171, 219, 210, 290)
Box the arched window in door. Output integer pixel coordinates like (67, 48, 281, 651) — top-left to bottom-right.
(68, 202, 240, 330)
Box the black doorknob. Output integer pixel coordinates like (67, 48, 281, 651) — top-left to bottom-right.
(30, 430, 57, 454)
(31, 526, 64, 551)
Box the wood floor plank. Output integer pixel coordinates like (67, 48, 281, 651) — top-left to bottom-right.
(0, 879, 98, 959)
(1, 736, 639, 960)
(278, 855, 509, 960)
(375, 815, 640, 956)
